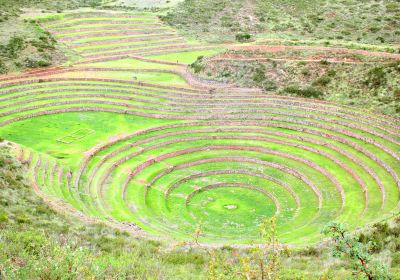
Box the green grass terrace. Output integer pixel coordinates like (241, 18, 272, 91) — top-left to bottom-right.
(0, 11, 398, 246)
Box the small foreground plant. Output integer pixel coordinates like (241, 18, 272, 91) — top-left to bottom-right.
(322, 221, 390, 280)
(207, 216, 289, 279)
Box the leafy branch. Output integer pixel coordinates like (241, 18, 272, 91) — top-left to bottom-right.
(322, 222, 390, 280)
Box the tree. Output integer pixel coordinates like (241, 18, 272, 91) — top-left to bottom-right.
(247, 216, 284, 280)
(235, 33, 252, 42)
(206, 216, 288, 279)
(322, 222, 390, 280)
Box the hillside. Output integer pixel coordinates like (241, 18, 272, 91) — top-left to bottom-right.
(190, 49, 400, 117)
(0, 0, 108, 74)
(162, 0, 400, 44)
(0, 0, 399, 279)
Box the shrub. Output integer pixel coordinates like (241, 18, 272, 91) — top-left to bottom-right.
(31, 34, 56, 50)
(35, 204, 54, 215)
(298, 246, 320, 257)
(15, 214, 30, 224)
(163, 251, 206, 266)
(12, 230, 47, 256)
(392, 252, 400, 267)
(220, 68, 231, 78)
(301, 68, 311, 76)
(369, 26, 381, 33)
(319, 60, 330, 65)
(322, 222, 390, 280)
(312, 76, 332, 87)
(0, 59, 7, 74)
(386, 3, 400, 12)
(0, 210, 8, 223)
(262, 80, 277, 91)
(235, 33, 251, 42)
(6, 36, 25, 57)
(284, 85, 323, 98)
(377, 37, 385, 43)
(373, 222, 390, 235)
(190, 56, 205, 73)
(365, 66, 386, 87)
(23, 55, 51, 68)
(252, 65, 266, 83)
(327, 69, 337, 77)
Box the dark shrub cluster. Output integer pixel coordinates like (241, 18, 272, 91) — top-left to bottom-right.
(190, 56, 205, 73)
(235, 33, 252, 42)
(357, 221, 400, 254)
(284, 85, 324, 98)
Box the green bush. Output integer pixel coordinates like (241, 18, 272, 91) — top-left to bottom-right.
(327, 69, 337, 77)
(163, 250, 206, 266)
(31, 33, 57, 50)
(0, 210, 8, 223)
(5, 36, 25, 58)
(262, 80, 278, 91)
(312, 76, 332, 87)
(235, 33, 251, 42)
(15, 213, 30, 224)
(252, 65, 266, 83)
(35, 203, 54, 215)
(0, 59, 7, 74)
(365, 66, 387, 87)
(301, 68, 311, 76)
(297, 246, 321, 257)
(23, 55, 51, 68)
(319, 60, 330, 65)
(284, 85, 323, 98)
(392, 252, 400, 267)
(190, 56, 205, 73)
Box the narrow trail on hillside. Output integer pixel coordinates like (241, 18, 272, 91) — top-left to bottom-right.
(228, 45, 400, 60)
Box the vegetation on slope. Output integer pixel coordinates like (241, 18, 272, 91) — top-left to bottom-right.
(190, 52, 400, 117)
(0, 0, 105, 16)
(162, 0, 400, 44)
(0, 21, 62, 74)
(0, 0, 111, 74)
(160, 0, 262, 42)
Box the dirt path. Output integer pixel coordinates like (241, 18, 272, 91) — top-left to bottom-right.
(210, 57, 372, 64)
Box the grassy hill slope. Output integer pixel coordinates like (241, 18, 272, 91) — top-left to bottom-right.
(162, 0, 400, 44)
(190, 51, 400, 117)
(0, 0, 109, 74)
